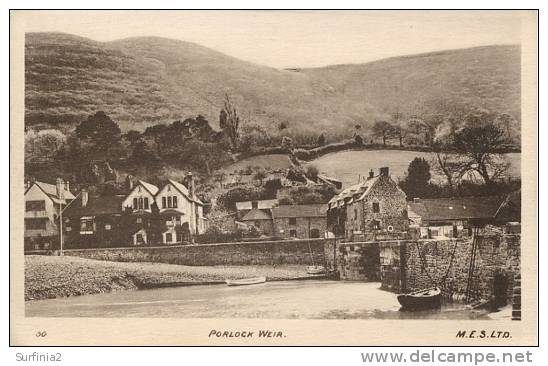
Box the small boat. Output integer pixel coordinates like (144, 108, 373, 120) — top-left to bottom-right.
(306, 265, 326, 275)
(397, 287, 442, 311)
(225, 276, 267, 286)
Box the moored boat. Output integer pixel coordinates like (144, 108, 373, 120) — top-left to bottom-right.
(306, 265, 326, 275)
(397, 287, 442, 311)
(225, 276, 267, 286)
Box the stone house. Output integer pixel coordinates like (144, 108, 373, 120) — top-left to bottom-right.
(239, 209, 274, 236)
(235, 199, 278, 220)
(272, 204, 327, 239)
(328, 167, 408, 241)
(24, 179, 75, 250)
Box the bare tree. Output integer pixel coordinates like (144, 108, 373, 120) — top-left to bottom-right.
(453, 121, 510, 185)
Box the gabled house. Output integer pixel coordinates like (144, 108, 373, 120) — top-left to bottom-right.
(24, 179, 75, 250)
(235, 199, 278, 220)
(121, 180, 159, 214)
(272, 204, 327, 239)
(328, 167, 408, 240)
(154, 174, 206, 244)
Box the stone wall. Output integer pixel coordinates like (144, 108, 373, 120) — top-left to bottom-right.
(273, 217, 327, 239)
(379, 234, 521, 303)
(64, 238, 334, 267)
(336, 241, 381, 281)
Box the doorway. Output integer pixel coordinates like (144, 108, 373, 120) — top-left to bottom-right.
(493, 272, 509, 308)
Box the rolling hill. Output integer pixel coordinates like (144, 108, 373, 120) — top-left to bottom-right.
(25, 32, 521, 135)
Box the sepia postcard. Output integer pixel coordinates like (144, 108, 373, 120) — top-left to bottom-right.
(10, 10, 538, 346)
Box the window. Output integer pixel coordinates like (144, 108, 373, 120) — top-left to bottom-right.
(252, 201, 259, 209)
(136, 233, 145, 244)
(25, 218, 46, 230)
(176, 232, 183, 242)
(105, 224, 112, 230)
(26, 200, 45, 212)
(136, 217, 142, 223)
(162, 197, 167, 209)
(167, 196, 172, 208)
(289, 229, 297, 238)
(373, 202, 380, 213)
(173, 196, 178, 208)
(310, 228, 320, 238)
(144, 197, 149, 209)
(372, 220, 381, 230)
(165, 233, 173, 243)
(139, 198, 144, 209)
(289, 218, 297, 225)
(133, 198, 138, 209)
(80, 217, 94, 234)
(354, 209, 358, 220)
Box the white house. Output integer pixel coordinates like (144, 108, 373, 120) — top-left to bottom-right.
(121, 180, 159, 213)
(154, 176, 206, 243)
(24, 179, 75, 249)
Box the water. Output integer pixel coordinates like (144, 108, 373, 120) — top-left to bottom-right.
(25, 281, 489, 319)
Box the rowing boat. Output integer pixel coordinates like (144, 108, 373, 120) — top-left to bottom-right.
(397, 287, 442, 311)
(225, 276, 267, 286)
(306, 265, 326, 275)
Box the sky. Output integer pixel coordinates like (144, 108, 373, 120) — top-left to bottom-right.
(17, 10, 525, 68)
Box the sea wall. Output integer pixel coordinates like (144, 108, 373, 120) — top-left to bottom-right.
(63, 238, 335, 266)
(379, 235, 521, 303)
(336, 241, 381, 281)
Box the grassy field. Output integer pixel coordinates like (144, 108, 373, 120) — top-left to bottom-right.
(221, 154, 293, 173)
(308, 150, 521, 187)
(25, 255, 314, 301)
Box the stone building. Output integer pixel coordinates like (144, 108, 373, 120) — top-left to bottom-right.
(239, 209, 274, 236)
(272, 204, 327, 239)
(328, 167, 408, 241)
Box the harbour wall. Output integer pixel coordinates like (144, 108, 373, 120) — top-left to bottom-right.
(62, 238, 336, 267)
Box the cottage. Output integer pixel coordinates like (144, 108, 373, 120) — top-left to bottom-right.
(235, 199, 278, 219)
(24, 179, 75, 250)
(328, 167, 408, 240)
(239, 209, 274, 236)
(407, 195, 515, 239)
(272, 204, 327, 239)
(63, 191, 129, 247)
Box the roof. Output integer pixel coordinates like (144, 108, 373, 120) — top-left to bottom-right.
(64, 195, 125, 216)
(235, 199, 278, 211)
(408, 196, 505, 222)
(241, 209, 272, 221)
(272, 204, 327, 218)
(328, 176, 380, 204)
(494, 189, 521, 223)
(167, 179, 203, 205)
(29, 181, 76, 203)
(138, 180, 159, 195)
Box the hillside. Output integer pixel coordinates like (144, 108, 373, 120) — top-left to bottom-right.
(25, 32, 520, 135)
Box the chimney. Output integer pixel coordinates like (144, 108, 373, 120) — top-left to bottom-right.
(187, 172, 195, 198)
(379, 167, 389, 176)
(368, 169, 374, 179)
(65, 181, 70, 193)
(125, 175, 134, 191)
(81, 189, 88, 207)
(413, 197, 420, 203)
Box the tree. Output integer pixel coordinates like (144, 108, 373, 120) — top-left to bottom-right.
(219, 94, 240, 150)
(25, 129, 67, 162)
(305, 165, 319, 182)
(281, 136, 293, 150)
(317, 133, 326, 146)
(372, 121, 394, 145)
(453, 121, 509, 185)
(253, 169, 268, 185)
(75, 111, 121, 149)
(401, 157, 432, 199)
(391, 112, 408, 147)
(125, 130, 142, 144)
